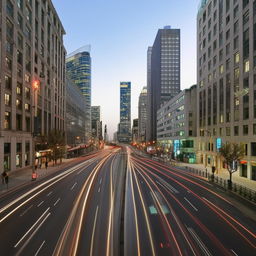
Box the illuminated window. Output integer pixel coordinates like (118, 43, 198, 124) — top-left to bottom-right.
(235, 52, 240, 63)
(4, 94, 11, 105)
(219, 65, 224, 74)
(244, 60, 250, 72)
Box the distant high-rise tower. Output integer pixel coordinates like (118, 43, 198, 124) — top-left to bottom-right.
(66, 45, 92, 143)
(138, 87, 147, 142)
(146, 47, 152, 142)
(118, 82, 131, 143)
(147, 26, 181, 141)
(91, 106, 101, 140)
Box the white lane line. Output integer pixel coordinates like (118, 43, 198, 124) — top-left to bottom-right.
(37, 201, 44, 207)
(156, 178, 179, 193)
(184, 197, 198, 211)
(98, 187, 101, 193)
(90, 206, 99, 256)
(187, 227, 212, 256)
(54, 198, 60, 206)
(20, 205, 33, 217)
(70, 182, 77, 190)
(47, 191, 53, 197)
(16, 213, 50, 255)
(0, 160, 90, 223)
(99, 178, 102, 184)
(14, 208, 50, 248)
(35, 240, 45, 256)
(231, 249, 239, 256)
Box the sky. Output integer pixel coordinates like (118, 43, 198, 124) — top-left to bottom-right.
(52, 0, 199, 139)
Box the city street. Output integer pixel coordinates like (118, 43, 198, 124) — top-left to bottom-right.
(0, 146, 255, 256)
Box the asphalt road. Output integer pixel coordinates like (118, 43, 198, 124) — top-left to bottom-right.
(0, 146, 255, 256)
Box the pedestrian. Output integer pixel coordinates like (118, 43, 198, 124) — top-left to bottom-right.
(45, 161, 48, 169)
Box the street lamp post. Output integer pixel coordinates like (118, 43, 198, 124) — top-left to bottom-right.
(32, 80, 40, 176)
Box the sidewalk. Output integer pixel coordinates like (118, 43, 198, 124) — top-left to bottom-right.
(178, 162, 256, 192)
(0, 158, 76, 195)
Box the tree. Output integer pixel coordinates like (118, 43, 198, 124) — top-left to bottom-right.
(46, 130, 66, 165)
(219, 142, 245, 189)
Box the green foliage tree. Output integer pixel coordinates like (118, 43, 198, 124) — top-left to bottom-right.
(219, 142, 245, 189)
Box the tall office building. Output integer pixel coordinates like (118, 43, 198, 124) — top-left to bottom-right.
(0, 0, 66, 172)
(91, 106, 102, 140)
(197, 0, 256, 180)
(66, 45, 91, 143)
(118, 82, 131, 143)
(138, 87, 147, 142)
(147, 26, 181, 142)
(146, 47, 152, 142)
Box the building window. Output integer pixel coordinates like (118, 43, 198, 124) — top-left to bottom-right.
(17, 82, 22, 95)
(6, 0, 14, 17)
(251, 143, 256, 156)
(253, 124, 256, 135)
(25, 87, 30, 99)
(17, 50, 23, 65)
(17, 0, 23, 9)
(219, 65, 224, 74)
(234, 52, 240, 64)
(4, 94, 11, 106)
(234, 36, 239, 49)
(244, 60, 250, 72)
(6, 56, 12, 70)
(226, 127, 231, 136)
(243, 125, 248, 135)
(16, 114, 22, 130)
(25, 103, 30, 111)
(16, 99, 22, 110)
(26, 117, 31, 132)
(4, 112, 11, 129)
(16, 143, 22, 168)
(6, 18, 14, 38)
(5, 75, 11, 89)
(234, 126, 239, 136)
(4, 143, 11, 171)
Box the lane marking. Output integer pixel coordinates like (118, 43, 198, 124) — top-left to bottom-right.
(54, 198, 60, 206)
(99, 178, 102, 184)
(187, 227, 212, 256)
(16, 213, 50, 255)
(90, 206, 99, 256)
(47, 191, 53, 197)
(231, 249, 239, 256)
(184, 197, 198, 212)
(156, 178, 179, 194)
(98, 187, 101, 193)
(14, 208, 50, 248)
(70, 182, 77, 191)
(35, 240, 45, 256)
(37, 201, 44, 207)
(20, 205, 33, 217)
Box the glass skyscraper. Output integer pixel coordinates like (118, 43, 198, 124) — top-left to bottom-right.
(118, 82, 131, 143)
(66, 45, 91, 143)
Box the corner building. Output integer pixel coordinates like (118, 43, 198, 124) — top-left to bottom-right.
(197, 0, 256, 180)
(0, 0, 66, 172)
(157, 85, 197, 163)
